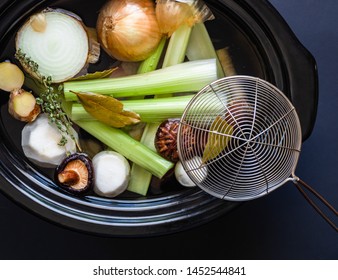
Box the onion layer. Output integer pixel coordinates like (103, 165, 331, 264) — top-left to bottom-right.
(16, 9, 89, 83)
(96, 0, 162, 62)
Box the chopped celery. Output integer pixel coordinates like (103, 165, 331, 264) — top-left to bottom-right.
(74, 120, 174, 179)
(126, 38, 167, 196)
(186, 23, 224, 78)
(71, 94, 194, 123)
(127, 23, 194, 195)
(127, 123, 159, 196)
(63, 59, 217, 101)
(137, 37, 167, 74)
(162, 24, 192, 67)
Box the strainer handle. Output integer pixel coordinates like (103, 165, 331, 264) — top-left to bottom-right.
(294, 178, 337, 232)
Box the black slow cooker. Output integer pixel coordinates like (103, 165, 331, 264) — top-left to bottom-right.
(0, 0, 318, 236)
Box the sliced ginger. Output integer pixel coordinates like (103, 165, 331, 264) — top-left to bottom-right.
(0, 62, 25, 92)
(0, 61, 41, 122)
(8, 89, 41, 122)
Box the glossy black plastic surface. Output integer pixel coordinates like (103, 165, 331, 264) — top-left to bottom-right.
(0, 0, 318, 236)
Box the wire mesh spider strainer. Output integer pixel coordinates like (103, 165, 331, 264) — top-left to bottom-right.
(177, 76, 337, 231)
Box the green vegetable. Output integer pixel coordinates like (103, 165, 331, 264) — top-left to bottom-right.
(70, 94, 194, 123)
(162, 24, 192, 67)
(136, 37, 167, 74)
(186, 22, 224, 77)
(63, 59, 218, 101)
(126, 23, 192, 195)
(127, 123, 158, 196)
(126, 38, 167, 195)
(74, 120, 174, 179)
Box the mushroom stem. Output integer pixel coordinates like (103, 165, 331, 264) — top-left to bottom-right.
(58, 170, 80, 186)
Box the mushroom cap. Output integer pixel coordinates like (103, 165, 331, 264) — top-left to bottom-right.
(55, 153, 94, 194)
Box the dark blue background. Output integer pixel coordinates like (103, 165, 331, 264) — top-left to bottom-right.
(0, 0, 337, 259)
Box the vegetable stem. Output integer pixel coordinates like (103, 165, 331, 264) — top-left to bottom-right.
(162, 24, 192, 67)
(137, 37, 166, 74)
(127, 123, 159, 195)
(71, 94, 194, 123)
(186, 23, 224, 78)
(63, 59, 218, 101)
(74, 120, 174, 179)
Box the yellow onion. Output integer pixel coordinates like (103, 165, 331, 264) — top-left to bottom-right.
(156, 0, 215, 37)
(97, 0, 162, 62)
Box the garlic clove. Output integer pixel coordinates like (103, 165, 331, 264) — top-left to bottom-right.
(30, 13, 47, 33)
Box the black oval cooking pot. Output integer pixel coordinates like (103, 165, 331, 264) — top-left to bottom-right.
(0, 0, 318, 236)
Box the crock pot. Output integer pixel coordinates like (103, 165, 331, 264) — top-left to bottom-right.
(0, 0, 318, 236)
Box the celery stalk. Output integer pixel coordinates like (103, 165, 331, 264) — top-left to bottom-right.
(137, 37, 166, 74)
(74, 120, 174, 179)
(71, 94, 193, 123)
(186, 23, 224, 78)
(63, 59, 217, 102)
(127, 123, 159, 196)
(162, 24, 192, 67)
(127, 24, 194, 195)
(126, 38, 167, 195)
(126, 24, 192, 196)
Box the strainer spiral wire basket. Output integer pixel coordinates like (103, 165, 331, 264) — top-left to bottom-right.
(177, 76, 337, 231)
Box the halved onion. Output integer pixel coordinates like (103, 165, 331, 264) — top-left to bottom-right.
(16, 8, 90, 83)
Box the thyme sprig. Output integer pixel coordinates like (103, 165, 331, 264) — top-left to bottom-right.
(15, 49, 80, 149)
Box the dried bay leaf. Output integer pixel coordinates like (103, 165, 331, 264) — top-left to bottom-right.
(73, 91, 140, 128)
(202, 116, 233, 163)
(70, 68, 117, 81)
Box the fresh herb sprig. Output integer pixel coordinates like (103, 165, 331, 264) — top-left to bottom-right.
(15, 49, 79, 149)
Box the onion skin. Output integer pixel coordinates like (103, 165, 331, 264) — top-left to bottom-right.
(97, 0, 162, 62)
(156, 0, 193, 36)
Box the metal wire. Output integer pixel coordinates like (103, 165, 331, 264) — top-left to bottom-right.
(177, 76, 302, 201)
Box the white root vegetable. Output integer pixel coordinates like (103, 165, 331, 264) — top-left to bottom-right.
(92, 151, 130, 197)
(175, 156, 208, 187)
(21, 114, 78, 168)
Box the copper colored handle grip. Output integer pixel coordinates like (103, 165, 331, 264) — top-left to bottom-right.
(294, 178, 337, 232)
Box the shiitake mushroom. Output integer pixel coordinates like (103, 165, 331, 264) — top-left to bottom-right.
(55, 153, 94, 195)
(154, 119, 201, 162)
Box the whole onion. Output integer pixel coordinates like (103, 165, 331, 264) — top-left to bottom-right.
(97, 0, 162, 62)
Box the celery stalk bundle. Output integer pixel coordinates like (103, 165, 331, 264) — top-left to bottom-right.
(62, 12, 231, 197)
(63, 59, 218, 101)
(71, 94, 194, 123)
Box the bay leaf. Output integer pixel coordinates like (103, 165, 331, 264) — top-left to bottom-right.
(202, 116, 233, 164)
(70, 68, 117, 81)
(73, 91, 140, 128)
